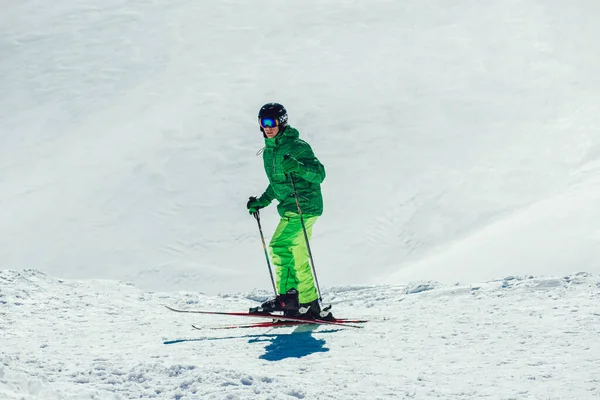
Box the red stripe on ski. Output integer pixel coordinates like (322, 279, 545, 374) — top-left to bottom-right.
(193, 320, 312, 330)
(165, 305, 367, 328)
(193, 318, 369, 330)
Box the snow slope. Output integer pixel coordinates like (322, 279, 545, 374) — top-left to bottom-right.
(2, 1, 600, 398)
(2, 270, 600, 399)
(1, 0, 599, 294)
(388, 174, 600, 285)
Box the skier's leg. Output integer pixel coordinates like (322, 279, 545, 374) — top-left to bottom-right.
(270, 213, 318, 303)
(267, 213, 320, 309)
(288, 215, 318, 304)
(269, 215, 299, 295)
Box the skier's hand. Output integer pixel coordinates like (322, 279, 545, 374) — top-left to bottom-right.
(282, 154, 304, 174)
(247, 196, 269, 215)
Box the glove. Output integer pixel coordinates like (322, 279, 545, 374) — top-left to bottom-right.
(247, 196, 269, 215)
(282, 154, 304, 174)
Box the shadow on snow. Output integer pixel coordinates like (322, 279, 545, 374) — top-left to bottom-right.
(250, 324, 332, 361)
(164, 325, 339, 360)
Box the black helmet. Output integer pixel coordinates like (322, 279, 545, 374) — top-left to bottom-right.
(258, 103, 288, 130)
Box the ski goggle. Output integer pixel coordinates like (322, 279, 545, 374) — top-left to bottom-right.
(259, 117, 278, 128)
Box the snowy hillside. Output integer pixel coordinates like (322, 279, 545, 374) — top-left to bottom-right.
(2, 0, 599, 294)
(2, 269, 600, 399)
(2, 1, 600, 398)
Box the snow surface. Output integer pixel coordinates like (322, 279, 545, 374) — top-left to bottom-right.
(2, 270, 600, 399)
(2, 0, 600, 398)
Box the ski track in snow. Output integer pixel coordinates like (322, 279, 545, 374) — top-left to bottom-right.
(1, 269, 599, 399)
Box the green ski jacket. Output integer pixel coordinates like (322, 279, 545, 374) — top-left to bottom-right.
(258, 126, 325, 217)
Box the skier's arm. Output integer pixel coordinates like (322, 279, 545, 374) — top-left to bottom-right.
(259, 184, 276, 204)
(291, 142, 326, 184)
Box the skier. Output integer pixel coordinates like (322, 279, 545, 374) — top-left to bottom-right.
(247, 103, 332, 320)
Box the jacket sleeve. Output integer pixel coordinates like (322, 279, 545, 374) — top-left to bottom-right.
(259, 184, 276, 204)
(292, 141, 326, 184)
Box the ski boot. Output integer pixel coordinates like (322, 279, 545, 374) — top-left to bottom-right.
(249, 288, 299, 314)
(297, 299, 334, 321)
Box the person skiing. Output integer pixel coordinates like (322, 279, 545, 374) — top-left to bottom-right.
(247, 102, 332, 320)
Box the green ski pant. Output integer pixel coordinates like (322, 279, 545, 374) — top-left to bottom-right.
(269, 212, 319, 304)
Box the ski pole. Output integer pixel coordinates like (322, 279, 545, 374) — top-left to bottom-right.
(288, 172, 323, 302)
(252, 209, 278, 296)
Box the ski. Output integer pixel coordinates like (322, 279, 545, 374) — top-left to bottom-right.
(193, 320, 310, 330)
(165, 305, 367, 328)
(193, 317, 367, 330)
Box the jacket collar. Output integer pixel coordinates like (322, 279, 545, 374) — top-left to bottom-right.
(264, 126, 299, 147)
